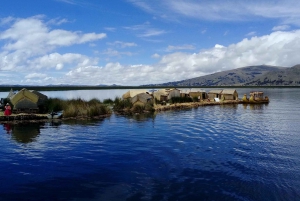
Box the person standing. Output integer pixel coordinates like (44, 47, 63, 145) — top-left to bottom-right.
(4, 103, 12, 116)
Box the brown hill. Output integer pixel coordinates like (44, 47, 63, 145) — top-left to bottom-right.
(150, 65, 300, 86)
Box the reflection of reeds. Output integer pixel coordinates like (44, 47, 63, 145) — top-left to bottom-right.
(45, 98, 112, 118)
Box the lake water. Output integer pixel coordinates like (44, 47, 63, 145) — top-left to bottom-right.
(0, 88, 300, 201)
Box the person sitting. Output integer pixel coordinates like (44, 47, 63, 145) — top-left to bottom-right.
(4, 103, 12, 116)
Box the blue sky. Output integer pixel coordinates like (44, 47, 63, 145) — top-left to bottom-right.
(1, 0, 300, 86)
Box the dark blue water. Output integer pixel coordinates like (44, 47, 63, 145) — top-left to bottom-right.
(0, 88, 300, 201)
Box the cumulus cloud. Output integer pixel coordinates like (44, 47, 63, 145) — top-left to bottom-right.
(61, 30, 300, 85)
(0, 16, 106, 72)
(1, 16, 300, 86)
(272, 25, 290, 31)
(25, 73, 47, 79)
(151, 53, 160, 58)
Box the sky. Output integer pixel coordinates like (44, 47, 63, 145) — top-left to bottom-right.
(1, 0, 300, 86)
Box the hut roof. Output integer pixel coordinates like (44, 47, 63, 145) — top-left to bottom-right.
(189, 89, 206, 93)
(10, 88, 39, 106)
(154, 89, 168, 96)
(131, 93, 152, 104)
(122, 89, 148, 99)
(221, 89, 237, 95)
(30, 90, 48, 100)
(208, 89, 223, 94)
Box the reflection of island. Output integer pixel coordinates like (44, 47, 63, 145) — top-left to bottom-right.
(120, 113, 156, 122)
(9, 123, 44, 143)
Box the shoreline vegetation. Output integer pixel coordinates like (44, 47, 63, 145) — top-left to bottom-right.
(0, 95, 269, 123)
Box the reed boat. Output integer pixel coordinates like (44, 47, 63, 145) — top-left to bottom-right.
(241, 91, 269, 104)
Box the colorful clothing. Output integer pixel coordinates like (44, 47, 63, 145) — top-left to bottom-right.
(4, 105, 12, 116)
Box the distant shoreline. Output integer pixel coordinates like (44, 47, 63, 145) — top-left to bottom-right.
(0, 85, 299, 92)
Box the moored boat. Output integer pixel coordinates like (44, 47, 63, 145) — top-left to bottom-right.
(241, 91, 269, 103)
(47, 111, 63, 119)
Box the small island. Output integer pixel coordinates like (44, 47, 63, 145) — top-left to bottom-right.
(0, 88, 269, 123)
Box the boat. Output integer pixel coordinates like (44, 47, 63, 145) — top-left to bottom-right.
(241, 91, 269, 104)
(47, 111, 63, 119)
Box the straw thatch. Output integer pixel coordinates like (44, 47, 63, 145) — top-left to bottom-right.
(30, 90, 48, 106)
(122, 89, 148, 99)
(131, 93, 153, 106)
(9, 88, 40, 113)
(153, 89, 168, 101)
(188, 89, 207, 100)
(207, 89, 222, 99)
(221, 89, 238, 100)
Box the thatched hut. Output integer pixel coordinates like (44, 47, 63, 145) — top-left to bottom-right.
(9, 88, 40, 113)
(167, 88, 181, 99)
(122, 89, 148, 99)
(207, 90, 222, 100)
(221, 89, 238, 100)
(189, 89, 207, 100)
(153, 89, 168, 102)
(131, 93, 153, 106)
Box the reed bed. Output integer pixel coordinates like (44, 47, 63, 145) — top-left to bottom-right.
(45, 98, 112, 118)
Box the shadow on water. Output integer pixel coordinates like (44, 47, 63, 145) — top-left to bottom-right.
(2, 122, 44, 144)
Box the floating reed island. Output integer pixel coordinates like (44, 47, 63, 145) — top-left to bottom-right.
(116, 89, 270, 113)
(0, 88, 269, 122)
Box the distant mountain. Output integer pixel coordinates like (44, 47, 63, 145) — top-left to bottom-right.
(147, 64, 300, 86)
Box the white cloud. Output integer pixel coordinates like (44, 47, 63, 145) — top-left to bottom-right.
(272, 25, 290, 31)
(246, 31, 257, 36)
(124, 22, 167, 38)
(0, 16, 106, 72)
(107, 41, 137, 48)
(167, 44, 195, 51)
(128, 0, 300, 26)
(104, 27, 116, 32)
(151, 53, 160, 58)
(2, 16, 300, 86)
(60, 30, 300, 85)
(102, 48, 134, 57)
(25, 73, 47, 79)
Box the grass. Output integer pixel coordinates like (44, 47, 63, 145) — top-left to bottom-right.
(44, 98, 112, 118)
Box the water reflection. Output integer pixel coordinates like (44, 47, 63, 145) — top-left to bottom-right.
(63, 118, 107, 126)
(242, 103, 269, 110)
(117, 112, 157, 122)
(2, 123, 44, 143)
(3, 123, 12, 134)
(48, 120, 62, 127)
